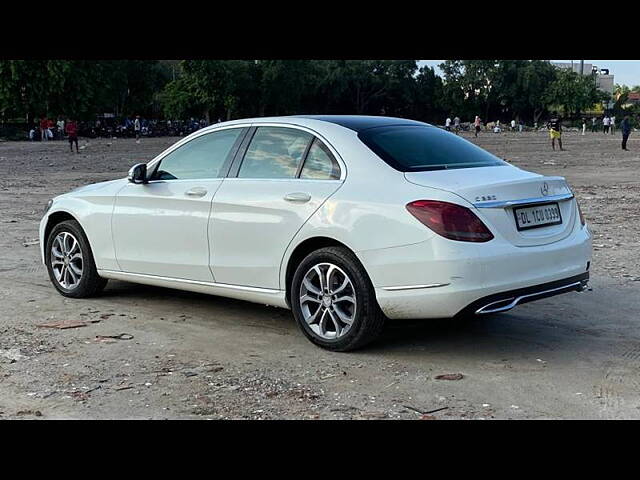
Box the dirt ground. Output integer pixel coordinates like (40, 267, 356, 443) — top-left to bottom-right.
(1, 129, 639, 420)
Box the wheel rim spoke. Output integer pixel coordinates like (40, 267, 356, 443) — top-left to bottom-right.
(313, 265, 326, 292)
(334, 295, 355, 305)
(318, 308, 329, 336)
(69, 261, 83, 277)
(331, 276, 350, 295)
(326, 309, 342, 337)
(300, 294, 320, 305)
(333, 305, 353, 326)
(302, 277, 321, 296)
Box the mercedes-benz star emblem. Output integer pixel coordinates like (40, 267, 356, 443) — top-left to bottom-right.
(541, 182, 549, 196)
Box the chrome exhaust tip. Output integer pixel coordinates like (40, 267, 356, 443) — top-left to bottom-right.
(475, 280, 585, 315)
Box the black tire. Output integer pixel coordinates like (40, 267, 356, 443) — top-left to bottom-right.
(290, 246, 385, 351)
(45, 219, 108, 298)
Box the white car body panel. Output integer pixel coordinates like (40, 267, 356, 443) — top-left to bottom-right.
(40, 115, 592, 319)
(210, 177, 342, 289)
(111, 178, 223, 281)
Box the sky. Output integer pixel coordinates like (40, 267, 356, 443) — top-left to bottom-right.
(418, 60, 640, 87)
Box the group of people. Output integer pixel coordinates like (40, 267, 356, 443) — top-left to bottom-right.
(586, 115, 619, 134)
(446, 116, 527, 137)
(444, 115, 462, 134)
(442, 112, 634, 152)
(29, 117, 80, 152)
(550, 113, 634, 151)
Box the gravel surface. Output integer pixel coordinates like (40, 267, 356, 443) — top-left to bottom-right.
(0, 130, 639, 420)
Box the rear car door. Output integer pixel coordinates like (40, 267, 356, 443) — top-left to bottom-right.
(210, 125, 344, 289)
(111, 127, 247, 281)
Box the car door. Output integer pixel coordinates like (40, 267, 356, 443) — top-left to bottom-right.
(111, 127, 247, 281)
(210, 125, 344, 289)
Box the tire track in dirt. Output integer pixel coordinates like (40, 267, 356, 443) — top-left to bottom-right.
(595, 343, 640, 419)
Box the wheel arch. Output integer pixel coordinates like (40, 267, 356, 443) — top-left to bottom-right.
(44, 210, 81, 245)
(283, 236, 370, 308)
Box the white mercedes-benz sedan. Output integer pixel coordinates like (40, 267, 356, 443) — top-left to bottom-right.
(40, 115, 591, 350)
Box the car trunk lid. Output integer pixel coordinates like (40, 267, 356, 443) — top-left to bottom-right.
(404, 165, 577, 246)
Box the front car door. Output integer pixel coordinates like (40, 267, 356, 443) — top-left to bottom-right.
(111, 126, 247, 281)
(210, 125, 344, 289)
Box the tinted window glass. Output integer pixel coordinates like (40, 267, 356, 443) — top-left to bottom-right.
(239, 127, 312, 179)
(358, 125, 506, 172)
(154, 128, 242, 180)
(300, 139, 341, 180)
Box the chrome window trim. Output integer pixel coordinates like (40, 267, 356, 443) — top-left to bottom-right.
(474, 192, 574, 209)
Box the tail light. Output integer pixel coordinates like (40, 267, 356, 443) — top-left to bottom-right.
(406, 200, 494, 242)
(577, 200, 586, 226)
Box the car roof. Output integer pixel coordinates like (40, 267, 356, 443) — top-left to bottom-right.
(291, 115, 430, 132)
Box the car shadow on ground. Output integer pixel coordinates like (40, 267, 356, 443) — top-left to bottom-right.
(98, 280, 580, 357)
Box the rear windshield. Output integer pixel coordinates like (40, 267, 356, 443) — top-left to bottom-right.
(358, 125, 506, 172)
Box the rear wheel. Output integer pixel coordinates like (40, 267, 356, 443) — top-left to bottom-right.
(45, 220, 107, 298)
(291, 246, 385, 351)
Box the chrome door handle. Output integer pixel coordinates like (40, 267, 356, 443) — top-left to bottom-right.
(284, 192, 311, 203)
(185, 187, 208, 197)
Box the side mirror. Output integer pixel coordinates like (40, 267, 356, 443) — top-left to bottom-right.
(128, 163, 147, 184)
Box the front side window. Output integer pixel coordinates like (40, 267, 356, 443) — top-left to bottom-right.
(300, 139, 341, 180)
(153, 128, 243, 180)
(238, 127, 312, 179)
(358, 125, 506, 172)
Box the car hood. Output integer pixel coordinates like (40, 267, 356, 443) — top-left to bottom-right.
(62, 178, 127, 198)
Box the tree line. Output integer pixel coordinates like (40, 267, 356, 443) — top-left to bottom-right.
(0, 60, 621, 127)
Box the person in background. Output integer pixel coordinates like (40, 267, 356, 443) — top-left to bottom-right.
(591, 117, 597, 132)
(445, 116, 452, 131)
(603, 115, 610, 134)
(40, 116, 49, 141)
(57, 118, 65, 140)
(474, 115, 481, 137)
(65, 118, 79, 153)
(547, 112, 563, 151)
(511, 119, 516, 131)
(519, 119, 524, 132)
(134, 115, 141, 143)
(610, 115, 616, 135)
(621, 115, 631, 151)
(453, 115, 460, 135)
(582, 118, 586, 136)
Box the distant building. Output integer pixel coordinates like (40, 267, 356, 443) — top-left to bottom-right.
(623, 92, 640, 106)
(550, 62, 614, 95)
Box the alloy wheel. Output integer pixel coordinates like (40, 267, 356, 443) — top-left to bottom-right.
(299, 262, 357, 340)
(51, 232, 83, 290)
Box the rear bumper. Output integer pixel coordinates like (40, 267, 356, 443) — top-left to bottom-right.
(362, 224, 591, 319)
(457, 272, 589, 317)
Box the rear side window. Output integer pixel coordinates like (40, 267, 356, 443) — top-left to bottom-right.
(238, 127, 312, 179)
(300, 139, 341, 180)
(358, 125, 506, 172)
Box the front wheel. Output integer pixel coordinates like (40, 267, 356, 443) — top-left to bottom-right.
(45, 219, 107, 298)
(291, 246, 385, 351)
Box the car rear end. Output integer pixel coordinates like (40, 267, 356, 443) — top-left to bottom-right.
(356, 124, 592, 319)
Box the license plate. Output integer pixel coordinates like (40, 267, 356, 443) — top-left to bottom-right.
(513, 202, 562, 231)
